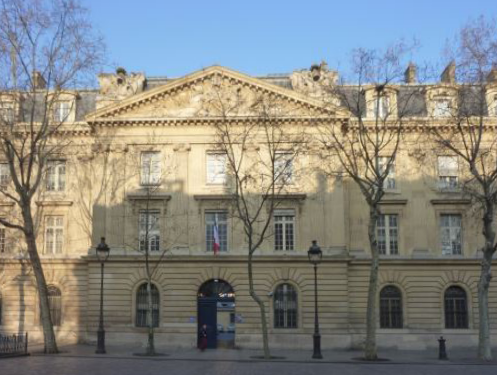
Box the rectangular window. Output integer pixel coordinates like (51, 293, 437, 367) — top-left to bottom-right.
(377, 214, 399, 255)
(139, 210, 160, 252)
(274, 209, 295, 251)
(433, 99, 450, 117)
(46, 160, 66, 192)
(141, 152, 161, 185)
(53, 101, 70, 122)
(440, 214, 462, 255)
(206, 153, 227, 184)
(0, 102, 15, 123)
(0, 222, 5, 253)
(45, 216, 64, 254)
(438, 156, 458, 190)
(275, 152, 293, 184)
(375, 96, 390, 119)
(378, 157, 396, 190)
(205, 211, 228, 252)
(0, 163, 10, 187)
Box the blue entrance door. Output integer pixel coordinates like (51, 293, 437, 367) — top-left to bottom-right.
(197, 298, 217, 349)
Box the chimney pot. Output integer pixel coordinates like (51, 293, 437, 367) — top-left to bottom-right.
(33, 71, 46, 89)
(405, 63, 417, 84)
(441, 61, 456, 84)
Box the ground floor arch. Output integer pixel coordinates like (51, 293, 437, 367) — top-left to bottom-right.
(197, 279, 235, 349)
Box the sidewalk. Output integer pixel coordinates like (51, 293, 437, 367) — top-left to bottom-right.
(29, 343, 497, 365)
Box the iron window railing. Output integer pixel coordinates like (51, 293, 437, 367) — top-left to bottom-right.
(444, 286, 468, 329)
(136, 283, 160, 328)
(274, 283, 297, 329)
(380, 285, 403, 328)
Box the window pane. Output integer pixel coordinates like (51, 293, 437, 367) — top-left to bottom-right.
(141, 152, 161, 185)
(207, 153, 227, 184)
(273, 284, 298, 328)
(136, 283, 160, 328)
(46, 286, 62, 326)
(45, 216, 64, 254)
(205, 212, 228, 252)
(444, 286, 468, 329)
(274, 211, 295, 251)
(440, 214, 462, 255)
(380, 286, 402, 328)
(46, 161, 66, 191)
(139, 211, 160, 252)
(376, 214, 399, 255)
(275, 153, 293, 184)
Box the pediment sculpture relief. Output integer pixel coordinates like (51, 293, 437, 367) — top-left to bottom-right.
(121, 75, 302, 119)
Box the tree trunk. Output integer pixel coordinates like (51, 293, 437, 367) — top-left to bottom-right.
(478, 250, 492, 361)
(146, 278, 155, 355)
(248, 250, 270, 359)
(478, 203, 495, 361)
(21, 204, 58, 354)
(364, 205, 380, 360)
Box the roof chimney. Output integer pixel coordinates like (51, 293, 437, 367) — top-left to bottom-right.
(404, 63, 417, 84)
(441, 61, 456, 84)
(33, 71, 46, 89)
(487, 64, 497, 83)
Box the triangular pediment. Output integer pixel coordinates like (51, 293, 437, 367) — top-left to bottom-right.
(87, 66, 347, 124)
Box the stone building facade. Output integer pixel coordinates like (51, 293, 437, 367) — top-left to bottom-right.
(0, 65, 496, 351)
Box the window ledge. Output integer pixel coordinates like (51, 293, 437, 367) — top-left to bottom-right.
(379, 198, 407, 206)
(127, 193, 171, 201)
(430, 199, 470, 205)
(194, 194, 233, 201)
(36, 200, 73, 207)
(268, 193, 306, 201)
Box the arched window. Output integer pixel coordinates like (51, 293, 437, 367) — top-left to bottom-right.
(274, 283, 297, 329)
(380, 285, 403, 328)
(47, 286, 61, 326)
(136, 283, 160, 328)
(444, 286, 468, 329)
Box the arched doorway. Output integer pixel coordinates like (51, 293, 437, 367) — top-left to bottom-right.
(197, 279, 235, 349)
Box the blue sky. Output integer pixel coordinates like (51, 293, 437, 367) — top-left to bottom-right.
(83, 0, 497, 78)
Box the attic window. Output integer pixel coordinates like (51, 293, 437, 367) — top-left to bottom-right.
(433, 98, 451, 117)
(53, 101, 71, 122)
(0, 102, 15, 123)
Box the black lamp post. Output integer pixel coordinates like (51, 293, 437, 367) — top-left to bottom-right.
(95, 237, 110, 354)
(308, 240, 323, 359)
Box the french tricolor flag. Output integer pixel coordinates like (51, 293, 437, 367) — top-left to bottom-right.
(213, 216, 220, 255)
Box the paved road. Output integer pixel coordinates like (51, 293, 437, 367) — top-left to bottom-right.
(2, 356, 497, 375)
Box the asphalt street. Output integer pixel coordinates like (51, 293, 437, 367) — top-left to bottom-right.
(2, 355, 497, 375)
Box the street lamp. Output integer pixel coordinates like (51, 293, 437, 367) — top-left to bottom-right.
(308, 240, 323, 359)
(95, 237, 110, 354)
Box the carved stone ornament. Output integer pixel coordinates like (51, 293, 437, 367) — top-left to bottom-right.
(290, 61, 338, 101)
(97, 68, 145, 108)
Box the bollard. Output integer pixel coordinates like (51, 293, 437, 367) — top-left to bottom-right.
(438, 336, 448, 360)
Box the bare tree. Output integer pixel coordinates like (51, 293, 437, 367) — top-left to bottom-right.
(317, 42, 421, 360)
(430, 16, 497, 361)
(0, 0, 104, 353)
(202, 81, 306, 359)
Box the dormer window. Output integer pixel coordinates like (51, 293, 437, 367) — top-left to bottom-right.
(426, 87, 457, 119)
(375, 96, 390, 119)
(433, 98, 451, 117)
(53, 101, 71, 123)
(366, 88, 397, 119)
(0, 102, 15, 123)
